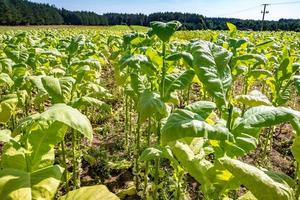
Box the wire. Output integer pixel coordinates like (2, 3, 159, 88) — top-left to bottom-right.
(269, 0, 300, 5)
(218, 5, 261, 17)
(216, 1, 300, 18)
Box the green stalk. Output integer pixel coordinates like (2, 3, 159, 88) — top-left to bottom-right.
(261, 126, 274, 164)
(76, 132, 82, 188)
(161, 42, 166, 99)
(295, 162, 300, 199)
(125, 94, 129, 150)
(186, 83, 191, 105)
(153, 119, 161, 200)
(143, 118, 151, 199)
(129, 99, 132, 150)
(72, 130, 80, 189)
(11, 111, 16, 130)
(176, 171, 184, 200)
(241, 76, 249, 116)
(135, 113, 141, 191)
(226, 104, 233, 131)
(61, 140, 69, 192)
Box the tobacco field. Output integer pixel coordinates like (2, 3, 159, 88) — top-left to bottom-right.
(0, 22, 300, 200)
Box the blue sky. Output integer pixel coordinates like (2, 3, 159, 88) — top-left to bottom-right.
(29, 0, 300, 20)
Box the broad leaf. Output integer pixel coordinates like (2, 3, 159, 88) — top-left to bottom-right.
(41, 76, 64, 103)
(137, 90, 167, 123)
(163, 70, 195, 102)
(220, 157, 295, 200)
(235, 90, 272, 107)
(227, 22, 237, 36)
(71, 96, 111, 111)
(165, 52, 193, 67)
(149, 21, 182, 42)
(18, 104, 93, 141)
(184, 101, 216, 119)
(0, 73, 14, 87)
(59, 185, 119, 200)
(140, 146, 176, 164)
(0, 97, 18, 123)
(191, 40, 232, 109)
(161, 109, 234, 145)
(0, 165, 64, 200)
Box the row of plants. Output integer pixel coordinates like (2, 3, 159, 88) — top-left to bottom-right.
(0, 22, 299, 199)
(108, 21, 300, 199)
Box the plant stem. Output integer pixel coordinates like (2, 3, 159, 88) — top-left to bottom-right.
(143, 118, 151, 199)
(226, 104, 233, 131)
(129, 99, 132, 151)
(135, 113, 141, 191)
(295, 162, 300, 199)
(61, 140, 69, 192)
(72, 130, 80, 189)
(241, 76, 249, 116)
(125, 94, 129, 150)
(186, 83, 191, 105)
(153, 119, 161, 200)
(261, 126, 274, 164)
(161, 42, 166, 99)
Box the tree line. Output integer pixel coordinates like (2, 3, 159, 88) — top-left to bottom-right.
(1, 0, 300, 31)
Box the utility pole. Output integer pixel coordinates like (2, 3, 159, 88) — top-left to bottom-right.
(261, 3, 269, 31)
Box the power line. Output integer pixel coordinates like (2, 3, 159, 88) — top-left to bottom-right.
(270, 1, 300, 5)
(218, 5, 260, 17)
(216, 1, 299, 19)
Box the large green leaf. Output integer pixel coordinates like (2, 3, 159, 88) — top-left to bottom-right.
(71, 96, 111, 111)
(236, 54, 267, 66)
(4, 48, 29, 63)
(227, 22, 237, 36)
(71, 59, 101, 70)
(137, 90, 167, 123)
(149, 21, 181, 42)
(191, 40, 232, 109)
(275, 58, 293, 83)
(234, 106, 296, 130)
(184, 101, 216, 119)
(59, 77, 75, 103)
(59, 185, 119, 200)
(120, 54, 155, 75)
(0, 97, 18, 123)
(18, 104, 93, 141)
(163, 70, 195, 102)
(66, 34, 85, 56)
(130, 73, 146, 96)
(0, 165, 64, 200)
(140, 146, 177, 164)
(1, 140, 27, 171)
(165, 52, 193, 67)
(26, 121, 68, 171)
(161, 109, 234, 145)
(41, 76, 64, 103)
(228, 106, 298, 156)
(235, 90, 272, 107)
(171, 141, 219, 198)
(0, 73, 14, 87)
(220, 157, 295, 200)
(37, 104, 93, 141)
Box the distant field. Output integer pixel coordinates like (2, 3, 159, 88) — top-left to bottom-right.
(0, 25, 149, 33)
(0, 22, 300, 200)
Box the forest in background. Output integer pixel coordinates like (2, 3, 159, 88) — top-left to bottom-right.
(1, 0, 300, 31)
